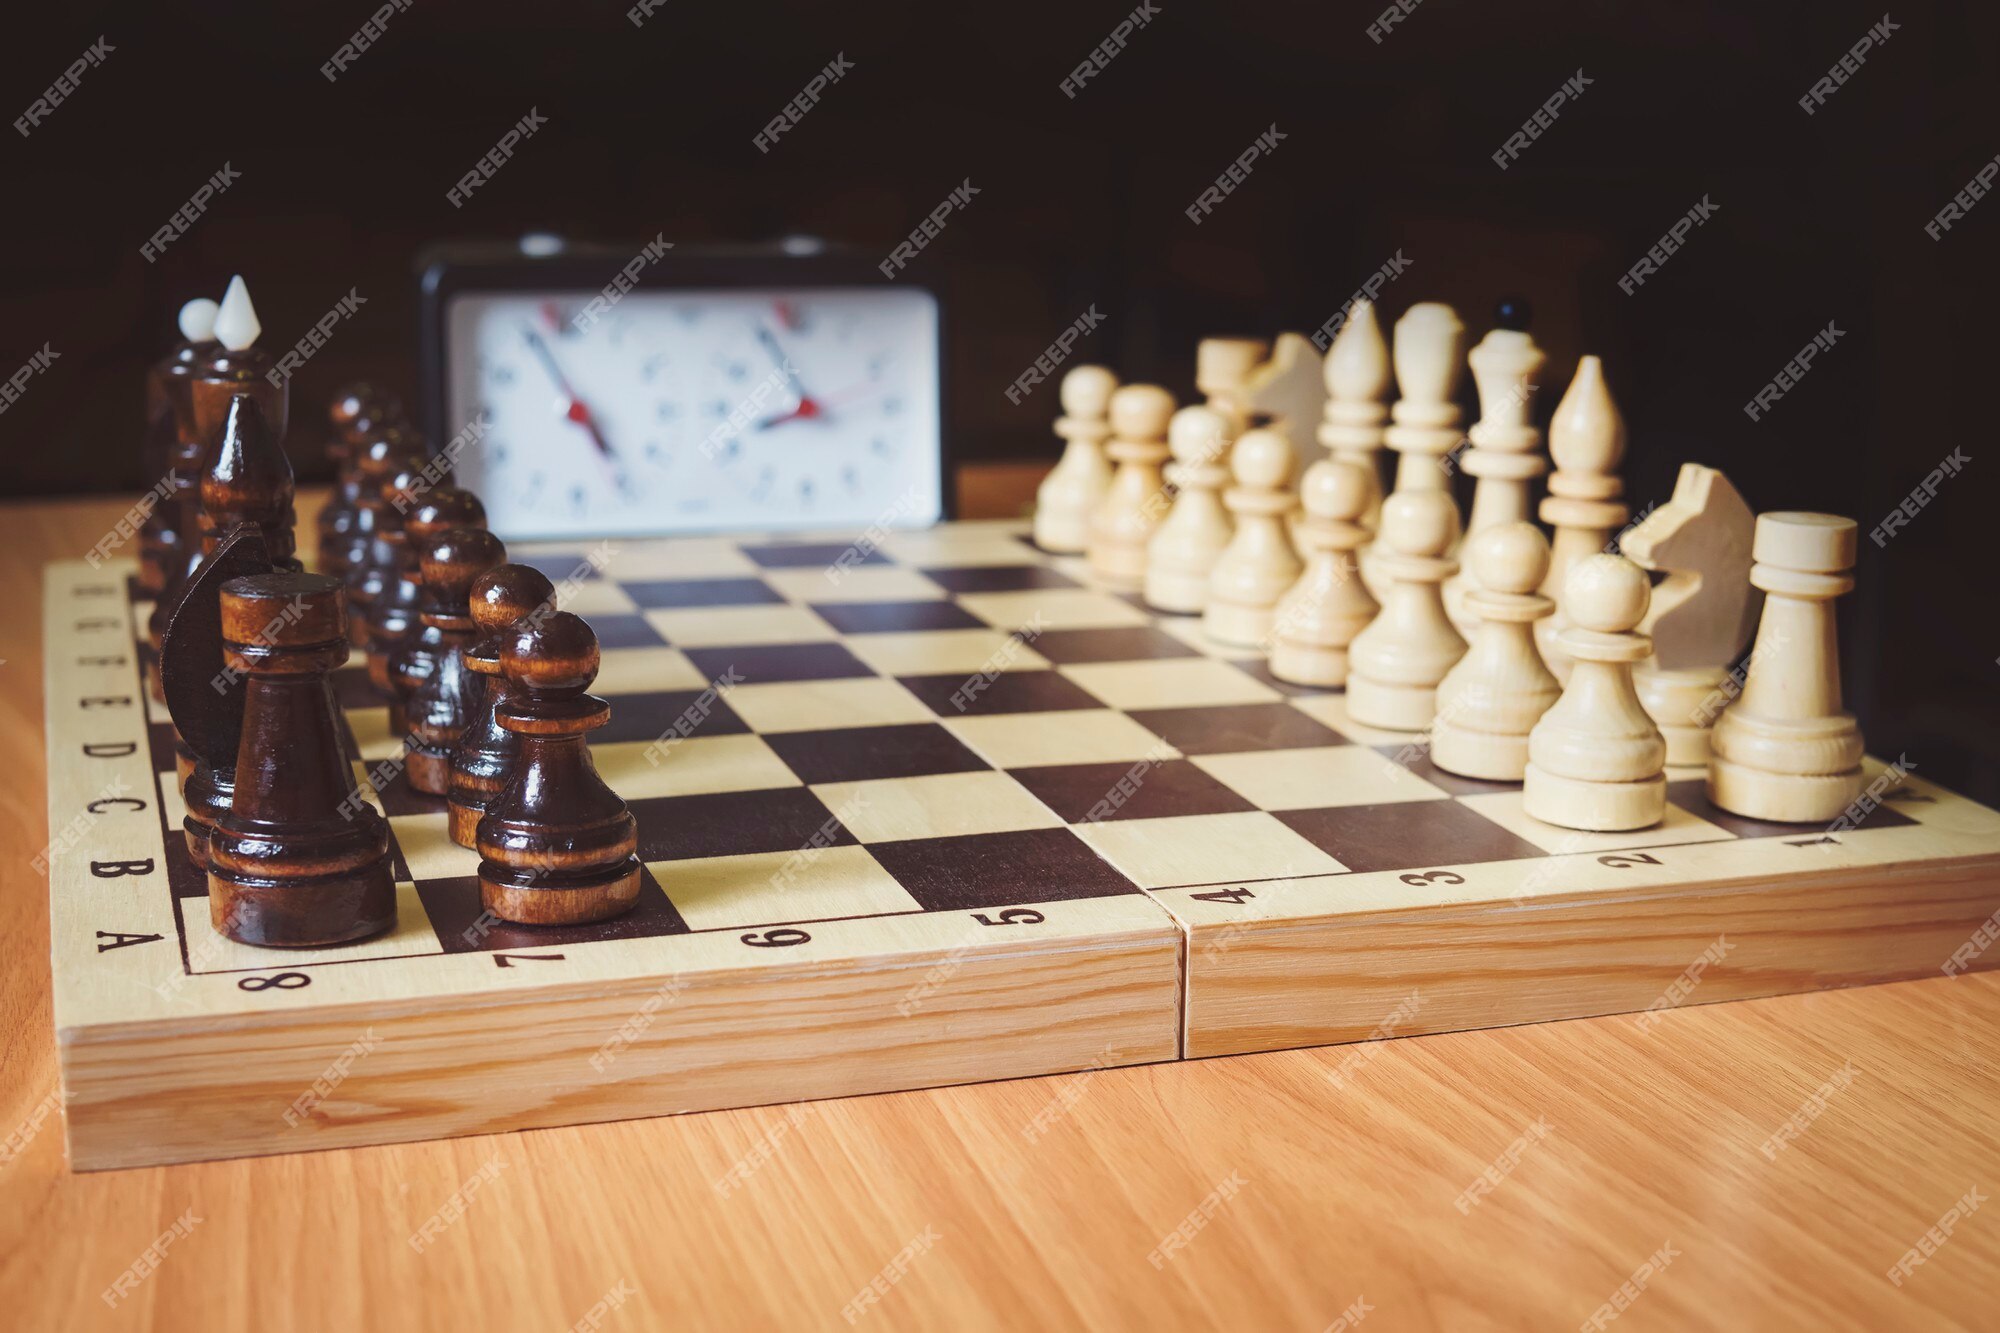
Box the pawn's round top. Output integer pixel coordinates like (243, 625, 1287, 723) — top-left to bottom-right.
(1565, 553, 1650, 633)
(331, 382, 394, 426)
(503, 612, 601, 695)
(1753, 511, 1856, 573)
(1230, 428, 1293, 489)
(408, 486, 486, 541)
(1059, 365, 1117, 418)
(1380, 489, 1457, 558)
(1467, 521, 1550, 596)
(1300, 459, 1371, 522)
(421, 528, 508, 598)
(471, 564, 558, 635)
(383, 466, 432, 522)
(1110, 384, 1175, 439)
(1168, 405, 1232, 466)
(357, 428, 425, 480)
(219, 571, 346, 649)
(1494, 296, 1533, 332)
(178, 298, 219, 343)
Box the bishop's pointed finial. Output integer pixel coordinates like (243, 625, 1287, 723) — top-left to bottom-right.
(214, 275, 261, 351)
(1325, 298, 1390, 402)
(1549, 355, 1625, 473)
(178, 298, 219, 343)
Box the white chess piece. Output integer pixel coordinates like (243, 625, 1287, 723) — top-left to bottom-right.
(1708, 512, 1866, 822)
(1623, 465, 1760, 766)
(1430, 522, 1560, 781)
(1197, 337, 1269, 433)
(1203, 428, 1302, 647)
(213, 274, 262, 351)
(1145, 405, 1237, 614)
(1035, 365, 1119, 553)
(1345, 489, 1466, 731)
(1317, 300, 1391, 535)
(1269, 459, 1378, 687)
(1087, 384, 1175, 591)
(1242, 332, 1329, 485)
(1536, 356, 1628, 680)
(178, 298, 220, 343)
(1523, 554, 1666, 831)
(1448, 323, 1548, 634)
(1383, 303, 1467, 525)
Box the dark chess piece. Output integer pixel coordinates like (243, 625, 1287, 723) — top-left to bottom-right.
(1494, 295, 1533, 332)
(146, 304, 239, 679)
(138, 299, 219, 596)
(208, 571, 395, 946)
(476, 613, 642, 925)
(317, 384, 402, 578)
(173, 391, 297, 870)
(339, 426, 424, 645)
(404, 528, 508, 794)
(448, 564, 557, 848)
(367, 484, 485, 706)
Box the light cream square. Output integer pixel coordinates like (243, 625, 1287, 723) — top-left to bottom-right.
(1072, 811, 1346, 890)
(594, 734, 801, 800)
(1192, 747, 1451, 811)
(641, 604, 836, 648)
(1060, 659, 1280, 711)
(650, 844, 921, 930)
(810, 771, 1065, 843)
(722, 677, 936, 733)
(943, 710, 1180, 769)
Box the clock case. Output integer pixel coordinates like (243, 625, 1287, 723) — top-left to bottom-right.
(416, 239, 953, 528)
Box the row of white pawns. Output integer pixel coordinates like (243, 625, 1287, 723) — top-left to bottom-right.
(1031, 303, 1866, 835)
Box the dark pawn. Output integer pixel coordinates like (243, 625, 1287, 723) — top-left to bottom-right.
(177, 391, 299, 870)
(145, 338, 232, 676)
(317, 387, 403, 578)
(367, 485, 485, 705)
(339, 427, 424, 645)
(404, 528, 508, 794)
(476, 613, 642, 925)
(138, 318, 217, 595)
(448, 564, 557, 848)
(1494, 296, 1533, 332)
(208, 572, 395, 947)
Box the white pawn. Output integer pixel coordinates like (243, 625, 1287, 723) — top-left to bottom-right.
(1430, 523, 1561, 781)
(1270, 459, 1378, 687)
(1146, 405, 1237, 613)
(1708, 513, 1866, 822)
(1346, 489, 1466, 731)
(1523, 554, 1666, 831)
(1087, 384, 1175, 591)
(1203, 429, 1303, 647)
(1537, 356, 1628, 679)
(1197, 337, 1269, 433)
(1035, 365, 1119, 553)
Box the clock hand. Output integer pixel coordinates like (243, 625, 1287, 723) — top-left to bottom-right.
(521, 324, 616, 459)
(750, 381, 880, 432)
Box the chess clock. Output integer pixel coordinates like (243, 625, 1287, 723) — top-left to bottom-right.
(418, 237, 948, 540)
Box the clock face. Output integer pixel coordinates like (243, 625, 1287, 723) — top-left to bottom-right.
(445, 286, 943, 539)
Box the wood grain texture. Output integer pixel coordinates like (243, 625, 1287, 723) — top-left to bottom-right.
(7, 484, 2000, 1332)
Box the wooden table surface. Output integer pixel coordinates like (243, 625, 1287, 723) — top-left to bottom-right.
(5, 477, 1998, 1333)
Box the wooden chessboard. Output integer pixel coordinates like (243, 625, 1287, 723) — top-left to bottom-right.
(43, 522, 2000, 1170)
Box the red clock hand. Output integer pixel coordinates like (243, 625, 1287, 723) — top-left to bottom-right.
(752, 395, 825, 431)
(524, 325, 615, 459)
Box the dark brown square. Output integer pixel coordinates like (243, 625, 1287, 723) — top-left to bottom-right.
(868, 827, 1140, 911)
(419, 867, 689, 954)
(1025, 626, 1200, 665)
(1665, 779, 1917, 838)
(1010, 760, 1254, 823)
(622, 578, 785, 609)
(682, 642, 874, 685)
(1278, 801, 1547, 874)
(329, 665, 378, 710)
(1370, 743, 1520, 797)
(920, 565, 1079, 594)
(1131, 703, 1347, 755)
(742, 542, 893, 569)
(516, 551, 603, 583)
(591, 689, 749, 746)
(898, 670, 1107, 717)
(589, 613, 670, 649)
(809, 601, 985, 634)
(766, 723, 989, 785)
(630, 788, 858, 861)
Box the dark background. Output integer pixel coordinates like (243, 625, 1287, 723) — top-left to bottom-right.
(4, 0, 1998, 800)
